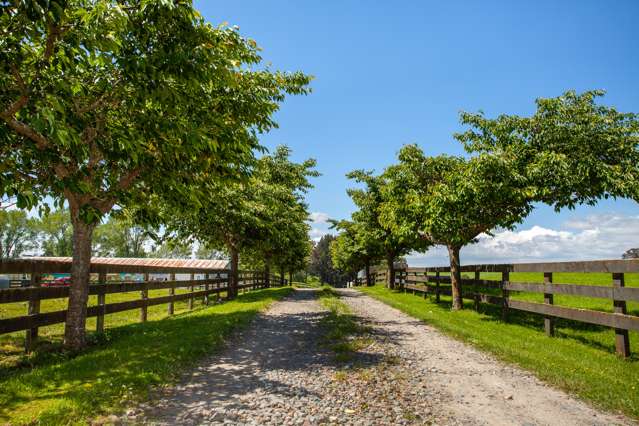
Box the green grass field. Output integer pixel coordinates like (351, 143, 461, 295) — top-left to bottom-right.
(359, 284, 639, 420)
(0, 287, 291, 425)
(0, 286, 232, 365)
(413, 271, 639, 315)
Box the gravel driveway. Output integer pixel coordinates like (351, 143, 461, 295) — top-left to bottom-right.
(129, 287, 631, 426)
(337, 288, 631, 426)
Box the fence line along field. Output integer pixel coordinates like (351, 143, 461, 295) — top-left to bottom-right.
(0, 257, 287, 356)
(358, 258, 639, 357)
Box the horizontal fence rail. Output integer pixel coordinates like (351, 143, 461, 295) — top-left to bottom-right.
(0, 258, 289, 353)
(355, 259, 639, 358)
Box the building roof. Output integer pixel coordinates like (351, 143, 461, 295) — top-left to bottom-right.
(0, 257, 230, 274)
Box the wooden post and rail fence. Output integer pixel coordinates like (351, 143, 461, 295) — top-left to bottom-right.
(0, 257, 287, 353)
(354, 259, 639, 358)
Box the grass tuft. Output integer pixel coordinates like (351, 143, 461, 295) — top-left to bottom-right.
(318, 287, 368, 362)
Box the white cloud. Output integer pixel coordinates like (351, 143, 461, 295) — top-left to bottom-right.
(309, 227, 329, 242)
(308, 212, 330, 224)
(407, 213, 639, 267)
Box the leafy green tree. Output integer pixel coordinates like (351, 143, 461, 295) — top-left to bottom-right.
(0, 1, 310, 349)
(623, 249, 639, 260)
(149, 240, 192, 259)
(347, 170, 428, 289)
(164, 146, 317, 297)
(0, 209, 36, 258)
(248, 146, 318, 286)
(285, 235, 313, 284)
(329, 230, 360, 284)
(308, 235, 344, 285)
(456, 90, 639, 208)
(330, 219, 382, 286)
(195, 243, 226, 260)
(37, 208, 73, 257)
(93, 216, 150, 258)
(381, 145, 532, 309)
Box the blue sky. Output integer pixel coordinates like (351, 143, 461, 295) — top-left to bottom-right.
(196, 1, 639, 264)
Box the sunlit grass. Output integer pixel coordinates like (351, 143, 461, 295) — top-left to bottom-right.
(0, 287, 291, 425)
(359, 284, 639, 420)
(411, 272, 639, 314)
(318, 287, 368, 362)
(0, 286, 229, 359)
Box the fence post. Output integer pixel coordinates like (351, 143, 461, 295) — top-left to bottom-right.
(473, 270, 480, 311)
(435, 271, 440, 303)
(168, 273, 175, 315)
(543, 272, 554, 337)
(612, 272, 630, 358)
(189, 273, 194, 310)
(216, 272, 221, 302)
(422, 272, 427, 298)
(25, 272, 42, 353)
(140, 272, 149, 322)
(501, 271, 509, 321)
(204, 273, 210, 305)
(96, 272, 107, 333)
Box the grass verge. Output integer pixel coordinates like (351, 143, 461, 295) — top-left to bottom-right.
(318, 287, 370, 362)
(0, 287, 230, 362)
(359, 284, 638, 420)
(0, 287, 292, 425)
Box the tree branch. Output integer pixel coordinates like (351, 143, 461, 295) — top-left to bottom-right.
(43, 20, 62, 62)
(0, 115, 49, 149)
(1, 66, 30, 124)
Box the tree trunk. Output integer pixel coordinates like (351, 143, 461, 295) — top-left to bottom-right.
(288, 271, 293, 286)
(229, 246, 239, 299)
(64, 214, 96, 350)
(279, 265, 285, 286)
(386, 253, 395, 289)
(264, 260, 271, 288)
(365, 259, 372, 287)
(448, 245, 463, 310)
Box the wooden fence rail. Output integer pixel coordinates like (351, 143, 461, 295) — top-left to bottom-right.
(0, 257, 288, 353)
(354, 259, 639, 357)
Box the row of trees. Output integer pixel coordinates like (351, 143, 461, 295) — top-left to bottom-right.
(1, 2, 314, 348)
(307, 234, 352, 286)
(331, 90, 639, 309)
(0, 208, 205, 259)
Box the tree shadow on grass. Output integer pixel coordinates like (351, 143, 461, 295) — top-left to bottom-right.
(0, 287, 293, 424)
(396, 290, 639, 361)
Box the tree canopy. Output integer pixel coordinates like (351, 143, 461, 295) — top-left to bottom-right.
(456, 90, 639, 209)
(379, 145, 533, 308)
(334, 91, 638, 309)
(346, 169, 429, 289)
(161, 145, 317, 297)
(330, 219, 382, 286)
(0, 209, 36, 258)
(1, 1, 311, 349)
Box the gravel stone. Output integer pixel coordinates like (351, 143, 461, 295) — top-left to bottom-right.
(125, 288, 630, 426)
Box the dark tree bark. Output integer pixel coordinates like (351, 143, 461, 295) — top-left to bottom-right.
(365, 259, 372, 287)
(64, 211, 96, 350)
(264, 259, 271, 288)
(279, 265, 285, 286)
(288, 271, 293, 286)
(229, 245, 239, 299)
(448, 245, 463, 310)
(386, 253, 396, 289)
